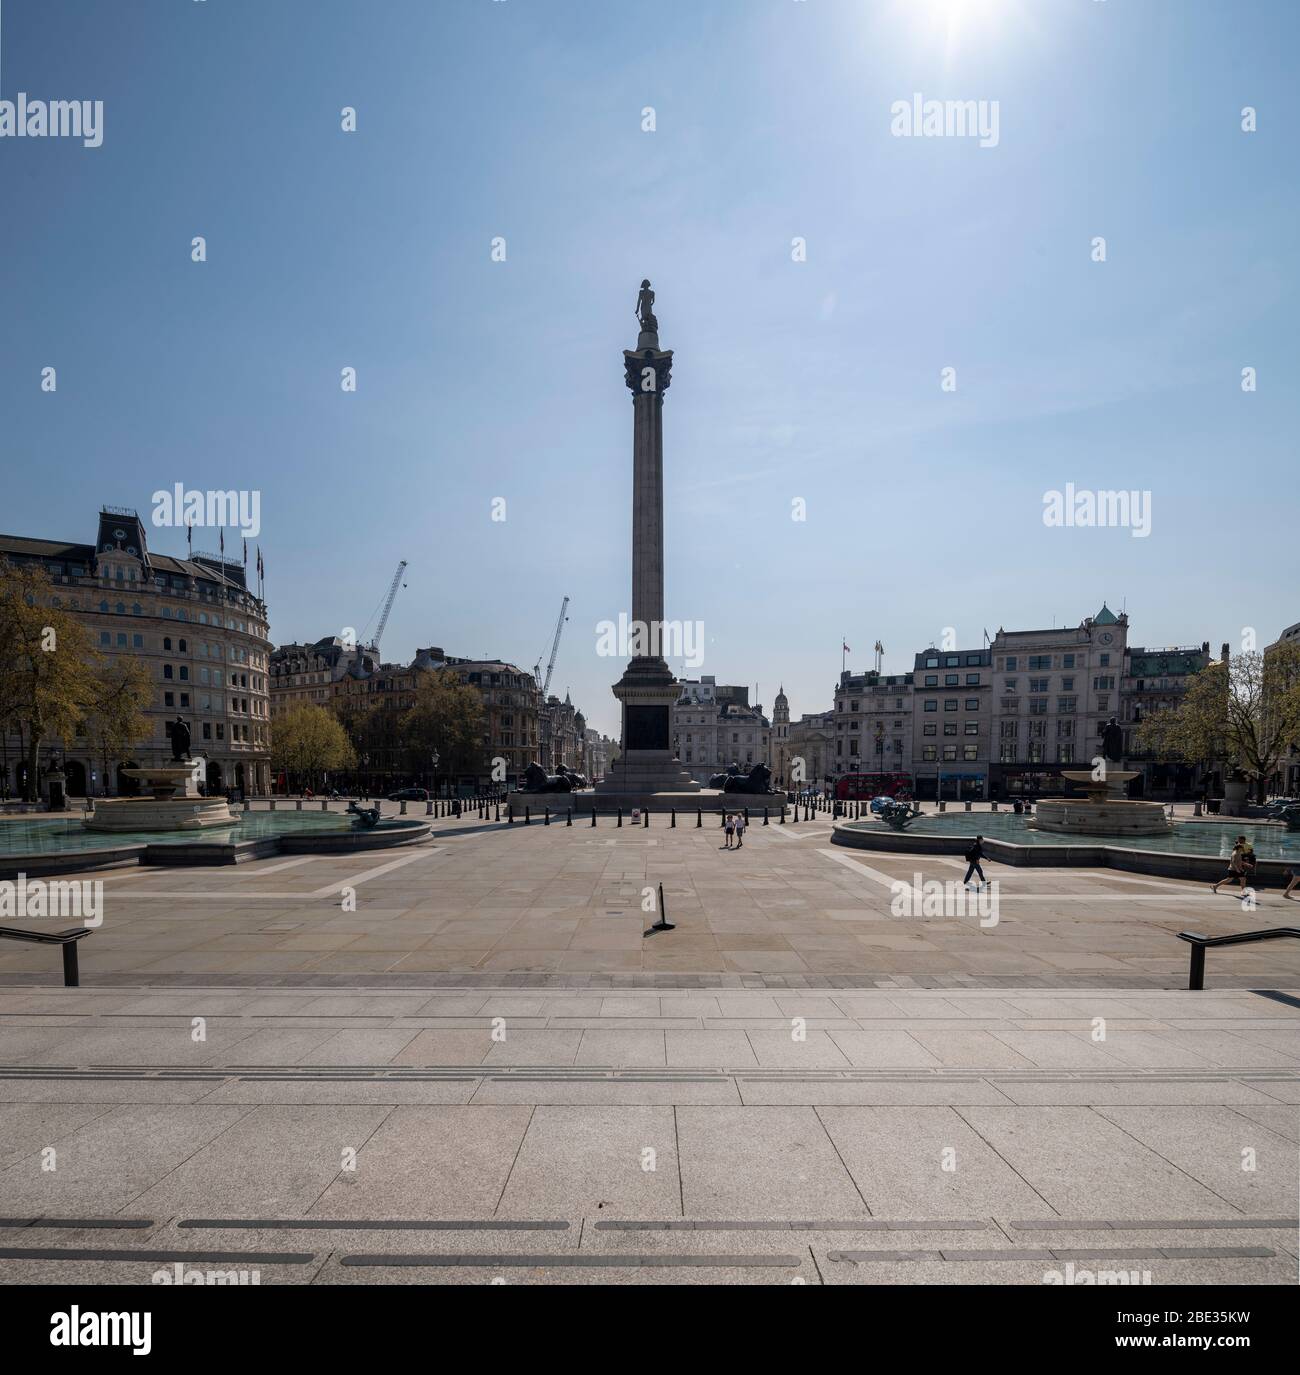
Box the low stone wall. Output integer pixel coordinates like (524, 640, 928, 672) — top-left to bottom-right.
(0, 844, 146, 882)
(829, 820, 1295, 884)
(0, 820, 433, 876)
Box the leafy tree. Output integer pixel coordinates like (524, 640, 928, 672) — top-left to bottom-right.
(1135, 646, 1300, 802)
(271, 703, 356, 791)
(0, 558, 149, 801)
(403, 669, 484, 784)
(81, 658, 153, 796)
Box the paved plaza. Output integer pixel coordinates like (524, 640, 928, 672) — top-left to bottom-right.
(3, 809, 1299, 986)
(0, 819, 1297, 1284)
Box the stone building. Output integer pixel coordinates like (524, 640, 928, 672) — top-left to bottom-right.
(672, 677, 769, 782)
(832, 669, 914, 782)
(990, 604, 1128, 797)
(768, 686, 792, 788)
(1264, 622, 1300, 795)
(911, 647, 992, 800)
(539, 692, 585, 774)
(786, 711, 835, 791)
(1, 506, 271, 798)
(270, 641, 543, 793)
(1121, 642, 1211, 798)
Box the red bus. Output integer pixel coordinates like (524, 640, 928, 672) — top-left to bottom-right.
(834, 772, 912, 801)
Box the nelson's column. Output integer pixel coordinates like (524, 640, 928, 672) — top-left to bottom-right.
(591, 280, 701, 808)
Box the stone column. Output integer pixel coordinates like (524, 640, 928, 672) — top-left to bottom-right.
(624, 329, 672, 656)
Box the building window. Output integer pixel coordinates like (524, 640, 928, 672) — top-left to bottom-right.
(944, 699, 957, 711)
(965, 722, 979, 735)
(924, 700, 937, 712)
(163, 664, 173, 679)
(965, 698, 978, 710)
(924, 675, 938, 686)
(963, 745, 978, 761)
(944, 723, 957, 736)
(923, 745, 937, 761)
(923, 724, 937, 736)
(943, 745, 957, 761)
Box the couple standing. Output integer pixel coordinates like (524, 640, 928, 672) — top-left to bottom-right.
(723, 812, 747, 849)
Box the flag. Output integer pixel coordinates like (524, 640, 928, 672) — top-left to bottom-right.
(219, 528, 224, 558)
(257, 546, 263, 578)
(243, 538, 248, 568)
(186, 521, 192, 554)
(842, 642, 851, 654)
(874, 639, 884, 655)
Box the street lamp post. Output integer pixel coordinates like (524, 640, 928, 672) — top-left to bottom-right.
(430, 749, 440, 799)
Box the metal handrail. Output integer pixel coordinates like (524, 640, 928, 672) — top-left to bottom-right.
(0, 925, 92, 987)
(1177, 927, 1300, 990)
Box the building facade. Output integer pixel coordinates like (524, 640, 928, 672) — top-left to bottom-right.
(832, 669, 914, 781)
(786, 711, 835, 790)
(1, 506, 271, 798)
(990, 604, 1128, 797)
(768, 687, 792, 788)
(911, 647, 992, 800)
(1264, 622, 1300, 795)
(1121, 642, 1211, 797)
(672, 677, 770, 782)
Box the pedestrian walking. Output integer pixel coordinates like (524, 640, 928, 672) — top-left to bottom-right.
(1212, 837, 1250, 894)
(723, 813, 736, 849)
(963, 834, 987, 888)
(734, 811, 747, 848)
(1283, 869, 1299, 900)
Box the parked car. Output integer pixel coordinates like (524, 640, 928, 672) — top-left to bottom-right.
(387, 787, 429, 802)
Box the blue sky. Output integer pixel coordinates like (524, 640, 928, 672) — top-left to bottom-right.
(1, 0, 1296, 736)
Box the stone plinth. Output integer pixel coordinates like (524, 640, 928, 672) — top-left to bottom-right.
(508, 788, 784, 815)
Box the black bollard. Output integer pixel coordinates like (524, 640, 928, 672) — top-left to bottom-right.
(495, 804, 500, 822)
(566, 810, 572, 827)
(645, 879, 675, 934)
(643, 809, 649, 828)
(763, 808, 769, 825)
(544, 807, 550, 825)
(618, 809, 623, 827)
(591, 809, 597, 827)
(671, 809, 676, 828)
(524, 807, 531, 825)
(508, 807, 514, 825)
(696, 808, 702, 827)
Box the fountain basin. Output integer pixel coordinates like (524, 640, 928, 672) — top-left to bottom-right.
(84, 765, 236, 832)
(1032, 769, 1172, 836)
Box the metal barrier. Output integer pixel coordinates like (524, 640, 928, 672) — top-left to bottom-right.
(1177, 927, 1300, 990)
(0, 925, 92, 986)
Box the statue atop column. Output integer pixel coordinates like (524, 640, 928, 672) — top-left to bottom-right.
(635, 279, 658, 334)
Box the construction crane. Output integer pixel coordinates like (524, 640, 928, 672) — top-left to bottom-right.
(367, 560, 408, 655)
(533, 596, 570, 699)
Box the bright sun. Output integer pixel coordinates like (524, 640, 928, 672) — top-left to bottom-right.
(896, 0, 1018, 65)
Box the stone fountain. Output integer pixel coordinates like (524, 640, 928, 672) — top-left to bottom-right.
(84, 715, 237, 833)
(1032, 769, 1172, 837)
(84, 765, 237, 832)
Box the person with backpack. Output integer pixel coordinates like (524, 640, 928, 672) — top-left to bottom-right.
(1212, 837, 1250, 894)
(964, 834, 987, 888)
